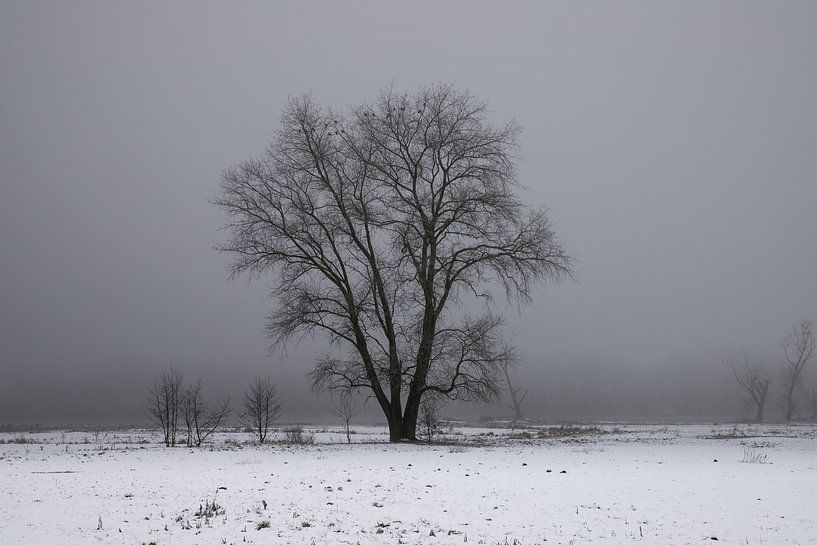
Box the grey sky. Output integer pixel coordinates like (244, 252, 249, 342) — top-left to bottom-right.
(2, 2, 816, 423)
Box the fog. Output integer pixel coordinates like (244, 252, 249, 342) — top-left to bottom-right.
(1, 2, 816, 425)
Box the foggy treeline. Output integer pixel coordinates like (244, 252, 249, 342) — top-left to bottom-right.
(3, 319, 817, 427)
(2, 3, 816, 430)
(144, 317, 817, 432)
(2, 320, 816, 427)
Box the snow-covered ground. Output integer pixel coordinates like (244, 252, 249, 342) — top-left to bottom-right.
(1, 423, 816, 544)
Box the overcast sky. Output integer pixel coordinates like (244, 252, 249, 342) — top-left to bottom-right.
(2, 2, 816, 424)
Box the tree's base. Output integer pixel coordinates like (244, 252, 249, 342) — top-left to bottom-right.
(388, 425, 417, 443)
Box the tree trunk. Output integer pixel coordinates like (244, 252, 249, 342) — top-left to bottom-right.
(755, 402, 764, 422)
(401, 398, 420, 441)
(808, 388, 817, 422)
(387, 418, 403, 442)
(785, 387, 795, 422)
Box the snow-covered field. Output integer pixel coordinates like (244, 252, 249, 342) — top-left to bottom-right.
(1, 423, 816, 545)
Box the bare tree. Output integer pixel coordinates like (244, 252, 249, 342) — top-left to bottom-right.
(331, 393, 357, 444)
(215, 83, 572, 441)
(726, 354, 771, 422)
(501, 349, 528, 423)
(183, 379, 231, 447)
(181, 383, 196, 446)
(147, 367, 183, 447)
(782, 320, 814, 422)
(419, 395, 441, 442)
(241, 376, 281, 444)
(804, 385, 817, 421)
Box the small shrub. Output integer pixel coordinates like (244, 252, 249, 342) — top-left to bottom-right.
(283, 426, 315, 445)
(740, 447, 769, 464)
(194, 498, 225, 518)
(256, 520, 270, 530)
(707, 425, 753, 440)
(537, 425, 602, 438)
(224, 438, 243, 449)
(5, 434, 36, 444)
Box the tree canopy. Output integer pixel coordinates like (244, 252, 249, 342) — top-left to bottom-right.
(215, 83, 572, 441)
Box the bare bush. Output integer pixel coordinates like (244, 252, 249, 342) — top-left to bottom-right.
(283, 425, 315, 445)
(194, 497, 225, 518)
(241, 377, 281, 444)
(740, 447, 769, 464)
(1, 434, 37, 444)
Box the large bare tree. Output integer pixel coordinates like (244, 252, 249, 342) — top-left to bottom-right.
(216, 84, 572, 441)
(726, 354, 771, 422)
(782, 320, 814, 422)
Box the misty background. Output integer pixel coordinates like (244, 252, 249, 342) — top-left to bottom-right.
(1, 2, 816, 425)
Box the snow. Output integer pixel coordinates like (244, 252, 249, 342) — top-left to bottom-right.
(1, 424, 816, 544)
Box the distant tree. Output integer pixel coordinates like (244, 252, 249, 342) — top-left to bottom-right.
(147, 368, 183, 447)
(181, 383, 196, 446)
(726, 354, 771, 422)
(419, 396, 441, 442)
(241, 377, 281, 444)
(331, 393, 357, 444)
(215, 83, 572, 442)
(804, 385, 817, 422)
(182, 379, 231, 447)
(782, 320, 814, 422)
(501, 350, 528, 423)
